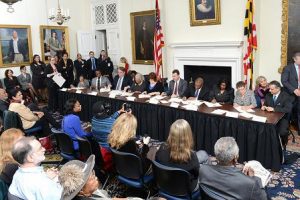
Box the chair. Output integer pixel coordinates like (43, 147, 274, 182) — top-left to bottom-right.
(110, 148, 153, 198)
(0, 177, 8, 200)
(200, 184, 226, 200)
(77, 137, 93, 161)
(7, 192, 24, 200)
(51, 128, 76, 161)
(3, 110, 42, 136)
(152, 160, 200, 200)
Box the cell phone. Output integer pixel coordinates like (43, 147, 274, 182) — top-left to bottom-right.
(123, 103, 132, 112)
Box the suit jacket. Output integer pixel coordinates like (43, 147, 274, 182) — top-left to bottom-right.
(281, 63, 298, 95)
(86, 57, 99, 79)
(57, 58, 74, 87)
(0, 100, 9, 120)
(146, 81, 164, 94)
(8, 39, 28, 62)
(264, 91, 293, 116)
(166, 78, 188, 97)
(74, 59, 88, 80)
(91, 76, 111, 90)
(185, 85, 209, 101)
(98, 57, 114, 76)
(17, 73, 31, 90)
(209, 87, 234, 104)
(44, 64, 58, 88)
(113, 75, 132, 90)
(199, 164, 267, 200)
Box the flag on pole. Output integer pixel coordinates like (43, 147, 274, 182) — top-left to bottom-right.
(243, 0, 257, 89)
(154, 0, 164, 78)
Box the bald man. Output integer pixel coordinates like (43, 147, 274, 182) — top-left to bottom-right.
(185, 77, 209, 101)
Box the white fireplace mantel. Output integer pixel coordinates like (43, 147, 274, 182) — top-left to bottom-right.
(169, 41, 243, 86)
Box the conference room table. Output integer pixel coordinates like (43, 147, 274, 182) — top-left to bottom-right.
(58, 89, 285, 171)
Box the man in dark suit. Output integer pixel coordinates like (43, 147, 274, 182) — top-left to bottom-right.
(262, 80, 293, 146)
(165, 69, 187, 97)
(86, 51, 98, 79)
(199, 137, 268, 200)
(185, 77, 209, 101)
(0, 88, 9, 120)
(8, 30, 28, 63)
(281, 51, 300, 135)
(113, 67, 132, 90)
(74, 53, 88, 80)
(98, 50, 114, 82)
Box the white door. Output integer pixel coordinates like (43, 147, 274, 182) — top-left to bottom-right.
(95, 30, 107, 58)
(106, 28, 120, 68)
(76, 31, 95, 60)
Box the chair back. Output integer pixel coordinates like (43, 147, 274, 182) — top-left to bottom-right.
(152, 160, 197, 197)
(51, 128, 75, 155)
(0, 177, 8, 200)
(110, 148, 143, 180)
(7, 192, 24, 200)
(3, 110, 23, 131)
(200, 184, 226, 200)
(77, 138, 93, 161)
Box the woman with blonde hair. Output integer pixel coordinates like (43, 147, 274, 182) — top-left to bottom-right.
(108, 113, 151, 174)
(155, 119, 208, 190)
(254, 76, 269, 107)
(0, 128, 24, 186)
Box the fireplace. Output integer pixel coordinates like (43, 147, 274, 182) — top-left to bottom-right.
(169, 41, 243, 88)
(184, 65, 232, 90)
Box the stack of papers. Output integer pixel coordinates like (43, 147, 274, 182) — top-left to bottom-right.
(170, 102, 180, 108)
(153, 95, 166, 100)
(121, 92, 133, 97)
(182, 100, 203, 106)
(100, 88, 111, 93)
(211, 109, 227, 115)
(244, 161, 272, 187)
(149, 98, 159, 104)
(168, 98, 183, 103)
(126, 96, 136, 101)
(160, 100, 169, 104)
(252, 115, 267, 123)
(234, 106, 255, 113)
(225, 111, 239, 118)
(182, 104, 198, 111)
(76, 90, 82, 94)
(87, 91, 98, 96)
(204, 101, 222, 107)
(138, 94, 151, 99)
(239, 112, 255, 119)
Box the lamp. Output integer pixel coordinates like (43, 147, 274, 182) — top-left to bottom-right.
(0, 0, 22, 13)
(48, 0, 70, 25)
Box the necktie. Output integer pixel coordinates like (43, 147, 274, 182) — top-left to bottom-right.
(195, 89, 199, 98)
(273, 95, 277, 103)
(97, 77, 101, 90)
(173, 81, 178, 95)
(92, 58, 96, 70)
(116, 77, 122, 90)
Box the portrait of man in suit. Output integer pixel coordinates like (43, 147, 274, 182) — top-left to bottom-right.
(0, 26, 32, 66)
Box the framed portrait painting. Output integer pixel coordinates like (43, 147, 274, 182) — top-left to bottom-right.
(0, 25, 32, 67)
(189, 0, 221, 26)
(40, 25, 69, 62)
(130, 10, 155, 65)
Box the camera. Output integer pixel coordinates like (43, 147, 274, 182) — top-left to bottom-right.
(123, 103, 132, 112)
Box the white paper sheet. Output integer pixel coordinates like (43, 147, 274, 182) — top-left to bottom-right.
(204, 101, 222, 108)
(126, 96, 136, 101)
(60, 88, 67, 91)
(252, 116, 267, 123)
(211, 109, 227, 115)
(52, 74, 66, 87)
(121, 92, 133, 97)
(225, 111, 239, 118)
(87, 91, 98, 96)
(138, 94, 151, 99)
(182, 104, 198, 111)
(170, 102, 179, 108)
(160, 100, 169, 104)
(244, 160, 272, 187)
(234, 106, 255, 113)
(109, 93, 117, 98)
(239, 112, 255, 119)
(149, 98, 159, 104)
(168, 98, 183, 103)
(76, 90, 82, 94)
(100, 88, 111, 93)
(153, 95, 166, 100)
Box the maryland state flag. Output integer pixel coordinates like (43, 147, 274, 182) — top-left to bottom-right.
(243, 0, 257, 89)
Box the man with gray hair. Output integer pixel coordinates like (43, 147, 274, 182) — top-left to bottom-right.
(199, 137, 268, 200)
(9, 137, 62, 200)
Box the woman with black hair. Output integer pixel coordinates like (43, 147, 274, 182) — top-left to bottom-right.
(30, 54, 47, 101)
(3, 69, 20, 94)
(45, 56, 59, 112)
(209, 78, 234, 104)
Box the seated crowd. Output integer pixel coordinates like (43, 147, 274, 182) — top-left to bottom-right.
(0, 50, 296, 200)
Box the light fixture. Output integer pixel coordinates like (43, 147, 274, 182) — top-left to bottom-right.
(0, 0, 22, 13)
(48, 0, 70, 25)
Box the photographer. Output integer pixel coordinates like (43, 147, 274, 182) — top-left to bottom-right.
(91, 102, 130, 170)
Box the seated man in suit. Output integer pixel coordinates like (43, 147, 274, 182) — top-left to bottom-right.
(199, 137, 268, 200)
(113, 67, 132, 90)
(185, 77, 209, 101)
(91, 69, 111, 91)
(262, 80, 293, 147)
(165, 69, 187, 98)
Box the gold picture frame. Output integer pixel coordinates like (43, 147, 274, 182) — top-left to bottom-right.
(0, 25, 33, 67)
(189, 0, 221, 26)
(40, 25, 69, 63)
(130, 10, 155, 65)
(278, 0, 288, 73)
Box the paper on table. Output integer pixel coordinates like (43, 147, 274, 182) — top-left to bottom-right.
(109, 93, 117, 98)
(225, 111, 239, 118)
(244, 160, 272, 187)
(87, 91, 98, 96)
(160, 100, 169, 104)
(168, 98, 183, 103)
(76, 90, 82, 94)
(138, 94, 151, 99)
(170, 102, 179, 108)
(182, 104, 198, 111)
(204, 101, 222, 107)
(239, 112, 255, 118)
(252, 115, 267, 123)
(126, 96, 136, 101)
(211, 109, 227, 115)
(100, 88, 111, 93)
(60, 88, 67, 91)
(121, 92, 133, 97)
(149, 98, 159, 104)
(52, 74, 66, 87)
(234, 106, 255, 113)
(153, 95, 166, 100)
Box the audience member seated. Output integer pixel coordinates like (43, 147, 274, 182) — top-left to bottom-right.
(0, 129, 24, 186)
(155, 119, 208, 191)
(58, 52, 74, 88)
(62, 99, 104, 176)
(184, 77, 209, 101)
(233, 81, 257, 110)
(262, 80, 293, 147)
(17, 65, 38, 103)
(113, 67, 132, 90)
(0, 89, 9, 120)
(145, 72, 164, 95)
(30, 54, 47, 102)
(126, 73, 147, 93)
(8, 89, 51, 137)
(254, 76, 270, 107)
(91, 69, 111, 91)
(76, 75, 90, 89)
(165, 69, 187, 98)
(108, 113, 151, 174)
(4, 69, 20, 94)
(86, 51, 98, 79)
(74, 53, 88, 81)
(199, 137, 268, 200)
(209, 78, 234, 104)
(9, 137, 62, 200)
